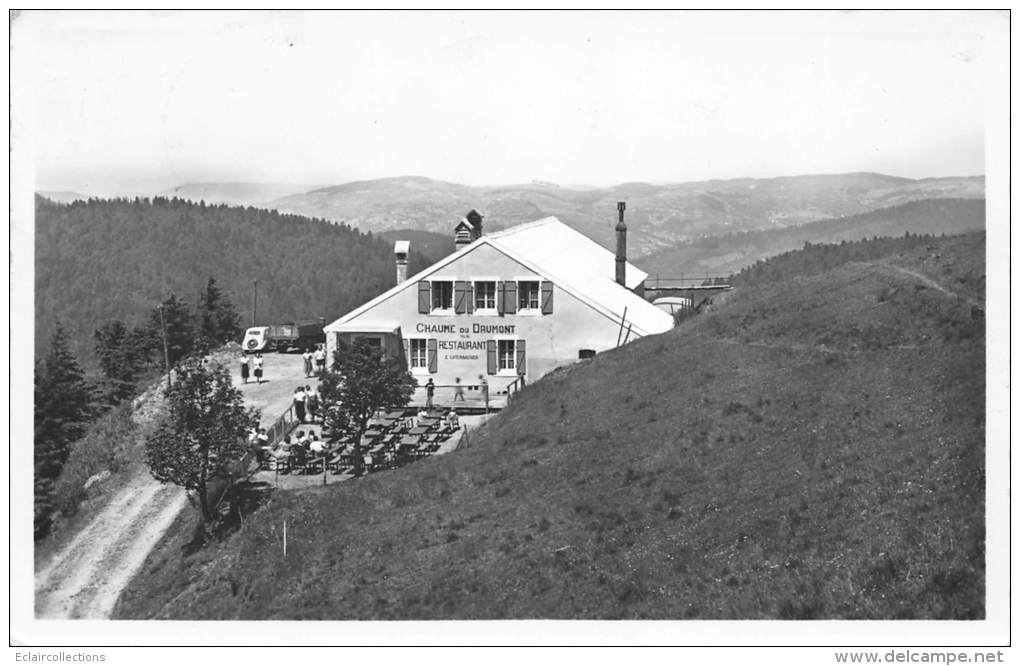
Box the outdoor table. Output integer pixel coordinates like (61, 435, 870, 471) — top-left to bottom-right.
(399, 435, 420, 448)
(384, 410, 405, 420)
(419, 417, 440, 427)
(408, 426, 430, 437)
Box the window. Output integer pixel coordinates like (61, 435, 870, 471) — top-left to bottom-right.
(475, 281, 497, 310)
(498, 339, 516, 371)
(431, 281, 454, 311)
(410, 339, 428, 370)
(518, 281, 540, 311)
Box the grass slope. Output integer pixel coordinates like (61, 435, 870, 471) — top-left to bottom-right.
(115, 233, 984, 620)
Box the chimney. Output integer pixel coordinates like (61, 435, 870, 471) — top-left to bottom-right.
(615, 201, 627, 286)
(466, 209, 484, 240)
(394, 240, 410, 284)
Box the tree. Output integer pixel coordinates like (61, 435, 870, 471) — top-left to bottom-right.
(34, 326, 95, 538)
(144, 359, 258, 523)
(197, 277, 241, 349)
(35, 326, 94, 479)
(149, 292, 195, 368)
(319, 339, 416, 476)
(94, 320, 152, 404)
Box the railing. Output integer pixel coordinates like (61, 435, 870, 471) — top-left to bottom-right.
(409, 381, 518, 411)
(266, 404, 300, 447)
(647, 274, 733, 290)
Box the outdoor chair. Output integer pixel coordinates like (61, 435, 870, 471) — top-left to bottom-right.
(288, 448, 307, 474)
(304, 456, 325, 475)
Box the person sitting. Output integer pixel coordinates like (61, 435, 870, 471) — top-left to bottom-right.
(293, 430, 307, 446)
(308, 434, 326, 455)
(447, 409, 460, 431)
(416, 409, 429, 428)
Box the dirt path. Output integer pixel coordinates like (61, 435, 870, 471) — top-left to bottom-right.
(882, 263, 980, 307)
(34, 353, 308, 619)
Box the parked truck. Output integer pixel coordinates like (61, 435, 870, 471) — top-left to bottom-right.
(242, 321, 325, 353)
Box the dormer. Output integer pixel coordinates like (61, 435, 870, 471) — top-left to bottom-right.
(454, 218, 475, 250)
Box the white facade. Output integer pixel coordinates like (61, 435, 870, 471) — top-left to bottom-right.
(325, 216, 673, 393)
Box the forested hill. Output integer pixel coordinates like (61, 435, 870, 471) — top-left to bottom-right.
(34, 196, 418, 369)
(637, 198, 985, 277)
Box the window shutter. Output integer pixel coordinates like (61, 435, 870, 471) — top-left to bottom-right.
(496, 281, 505, 315)
(427, 338, 438, 373)
(541, 281, 554, 314)
(454, 281, 467, 314)
(465, 282, 474, 314)
(418, 281, 431, 314)
(403, 338, 410, 370)
(516, 339, 526, 376)
(486, 340, 498, 375)
(504, 281, 518, 314)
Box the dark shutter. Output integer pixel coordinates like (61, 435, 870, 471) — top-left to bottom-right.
(465, 282, 474, 314)
(418, 281, 431, 313)
(454, 281, 467, 314)
(496, 281, 505, 315)
(427, 338, 438, 373)
(504, 281, 518, 314)
(516, 339, 526, 376)
(403, 338, 410, 370)
(541, 281, 554, 314)
(486, 340, 498, 375)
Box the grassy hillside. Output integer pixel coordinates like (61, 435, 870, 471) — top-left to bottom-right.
(34, 196, 421, 370)
(638, 198, 984, 277)
(265, 174, 984, 256)
(114, 232, 984, 620)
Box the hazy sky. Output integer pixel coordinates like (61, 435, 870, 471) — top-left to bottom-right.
(15, 10, 1001, 196)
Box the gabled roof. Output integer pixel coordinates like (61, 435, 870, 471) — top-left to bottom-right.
(483, 216, 647, 290)
(326, 216, 673, 338)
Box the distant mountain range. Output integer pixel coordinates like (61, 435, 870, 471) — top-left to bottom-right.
(169, 173, 985, 256)
(157, 182, 319, 207)
(638, 198, 985, 277)
(37, 191, 91, 204)
(36, 171, 985, 263)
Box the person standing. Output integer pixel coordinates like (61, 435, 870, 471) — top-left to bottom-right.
(478, 375, 489, 412)
(253, 352, 264, 384)
(293, 386, 307, 423)
(302, 348, 313, 378)
(425, 378, 435, 408)
(453, 377, 465, 402)
(305, 384, 319, 423)
(240, 354, 250, 385)
(314, 345, 327, 374)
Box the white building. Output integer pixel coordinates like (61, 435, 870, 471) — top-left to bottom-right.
(324, 207, 673, 398)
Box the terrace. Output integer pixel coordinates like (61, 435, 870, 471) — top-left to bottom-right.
(251, 406, 494, 490)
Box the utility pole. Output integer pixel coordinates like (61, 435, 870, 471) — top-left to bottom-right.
(252, 279, 258, 327)
(158, 303, 172, 390)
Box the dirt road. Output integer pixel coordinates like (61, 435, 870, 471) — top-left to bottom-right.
(34, 352, 308, 619)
